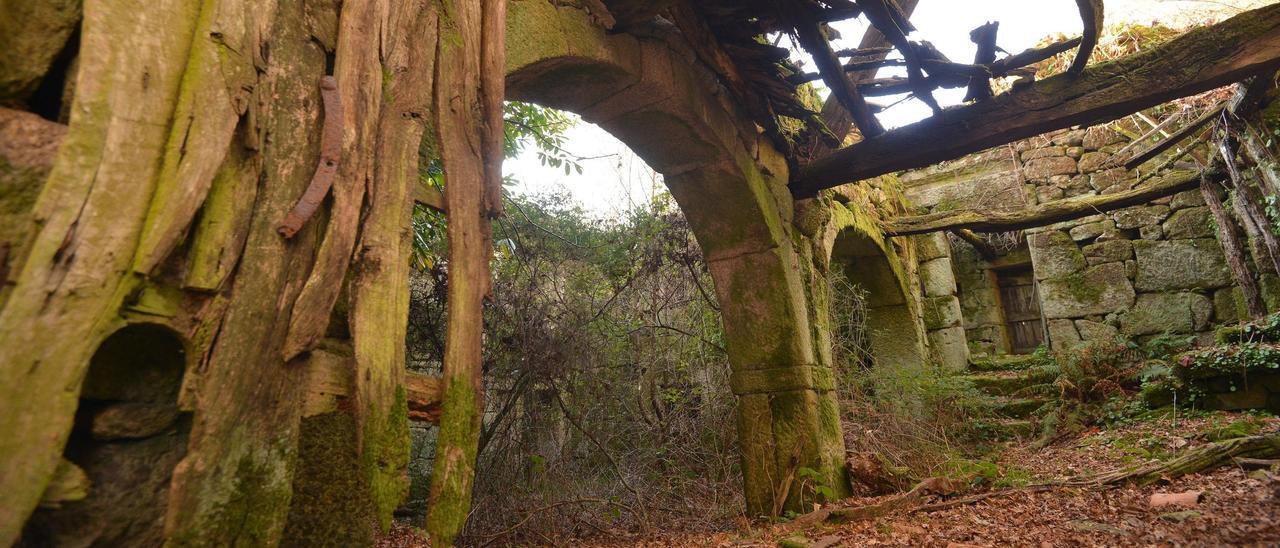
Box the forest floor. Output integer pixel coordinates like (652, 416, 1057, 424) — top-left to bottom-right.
(379, 410, 1280, 546)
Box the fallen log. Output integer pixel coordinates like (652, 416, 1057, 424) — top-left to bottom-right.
(835, 433, 1280, 520)
(1073, 433, 1280, 486)
(792, 4, 1280, 196)
(885, 169, 1206, 236)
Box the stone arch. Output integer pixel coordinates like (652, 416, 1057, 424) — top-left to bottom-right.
(821, 207, 928, 371)
(22, 321, 189, 546)
(503, 1, 847, 515)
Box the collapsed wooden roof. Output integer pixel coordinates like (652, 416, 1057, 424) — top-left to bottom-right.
(597, 1, 1280, 197)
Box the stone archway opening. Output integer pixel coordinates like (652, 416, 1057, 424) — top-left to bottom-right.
(829, 229, 927, 373)
(431, 1, 853, 518)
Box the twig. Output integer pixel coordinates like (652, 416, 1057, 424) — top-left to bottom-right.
(551, 383, 651, 533)
(476, 498, 635, 543)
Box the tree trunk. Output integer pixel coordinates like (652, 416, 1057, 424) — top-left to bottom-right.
(425, 0, 505, 545)
(0, 0, 443, 543)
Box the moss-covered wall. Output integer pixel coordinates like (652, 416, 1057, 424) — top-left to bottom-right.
(901, 119, 1279, 354)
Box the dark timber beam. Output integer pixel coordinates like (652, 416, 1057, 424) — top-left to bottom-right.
(792, 4, 1280, 197)
(885, 169, 1207, 236)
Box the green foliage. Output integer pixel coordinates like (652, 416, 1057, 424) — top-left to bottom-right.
(406, 179, 736, 539)
(1216, 312, 1280, 345)
(1176, 342, 1280, 379)
(411, 101, 582, 269)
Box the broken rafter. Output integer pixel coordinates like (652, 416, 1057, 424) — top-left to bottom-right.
(792, 4, 1280, 196)
(1070, 0, 1104, 74)
(859, 0, 941, 113)
(950, 228, 998, 260)
(810, 0, 920, 158)
(884, 169, 1207, 236)
(988, 37, 1082, 78)
(792, 7, 885, 137)
(964, 22, 999, 102)
(1123, 102, 1224, 170)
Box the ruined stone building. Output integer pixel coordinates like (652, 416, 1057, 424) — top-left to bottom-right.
(1, 0, 1279, 545)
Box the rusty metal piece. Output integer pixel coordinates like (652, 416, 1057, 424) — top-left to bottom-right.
(278, 76, 344, 239)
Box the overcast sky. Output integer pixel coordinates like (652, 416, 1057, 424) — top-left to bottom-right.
(504, 0, 1272, 216)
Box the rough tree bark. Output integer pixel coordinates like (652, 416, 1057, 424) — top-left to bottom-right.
(0, 0, 444, 544)
(425, 0, 506, 545)
(1219, 133, 1280, 279)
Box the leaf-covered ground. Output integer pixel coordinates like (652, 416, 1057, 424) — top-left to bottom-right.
(379, 411, 1280, 546)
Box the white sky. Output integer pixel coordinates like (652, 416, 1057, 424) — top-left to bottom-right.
(504, 0, 1272, 216)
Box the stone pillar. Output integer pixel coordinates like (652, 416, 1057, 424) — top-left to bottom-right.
(705, 243, 849, 517)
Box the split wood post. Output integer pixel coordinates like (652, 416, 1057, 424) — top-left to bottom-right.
(1218, 132, 1280, 278)
(1201, 168, 1268, 320)
(425, 0, 505, 545)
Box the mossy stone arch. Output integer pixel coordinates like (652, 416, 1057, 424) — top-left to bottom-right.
(822, 205, 928, 372)
(504, 0, 848, 516)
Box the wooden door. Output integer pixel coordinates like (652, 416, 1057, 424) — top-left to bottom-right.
(997, 267, 1045, 354)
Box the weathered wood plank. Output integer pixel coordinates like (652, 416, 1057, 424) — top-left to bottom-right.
(885, 169, 1204, 236)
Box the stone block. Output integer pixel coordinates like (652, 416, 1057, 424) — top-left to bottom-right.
(91, 403, 180, 441)
(1214, 287, 1245, 324)
(1111, 205, 1171, 229)
(1170, 190, 1205, 210)
(923, 295, 963, 330)
(1083, 126, 1124, 150)
(1066, 146, 1085, 159)
(1063, 175, 1093, 198)
(1024, 156, 1078, 180)
(913, 232, 951, 262)
(1162, 207, 1214, 240)
(1036, 185, 1064, 203)
(1047, 319, 1082, 350)
(920, 257, 958, 297)
(927, 326, 969, 373)
(1069, 220, 1113, 242)
(1039, 262, 1136, 319)
(1133, 239, 1233, 291)
(1077, 151, 1111, 173)
(1022, 146, 1065, 161)
(1263, 275, 1280, 311)
(1083, 239, 1133, 264)
(1121, 292, 1213, 336)
(1029, 230, 1086, 280)
(1139, 224, 1163, 240)
(1092, 169, 1133, 194)
(1053, 129, 1086, 147)
(1075, 319, 1119, 342)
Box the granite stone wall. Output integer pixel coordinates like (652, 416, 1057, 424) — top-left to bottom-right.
(901, 122, 1279, 355)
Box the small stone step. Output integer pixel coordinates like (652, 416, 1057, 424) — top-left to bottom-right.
(973, 418, 1036, 440)
(961, 366, 1059, 397)
(990, 397, 1050, 419)
(968, 354, 1046, 372)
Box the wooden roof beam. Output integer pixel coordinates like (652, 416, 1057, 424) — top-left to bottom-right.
(791, 3, 1280, 196)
